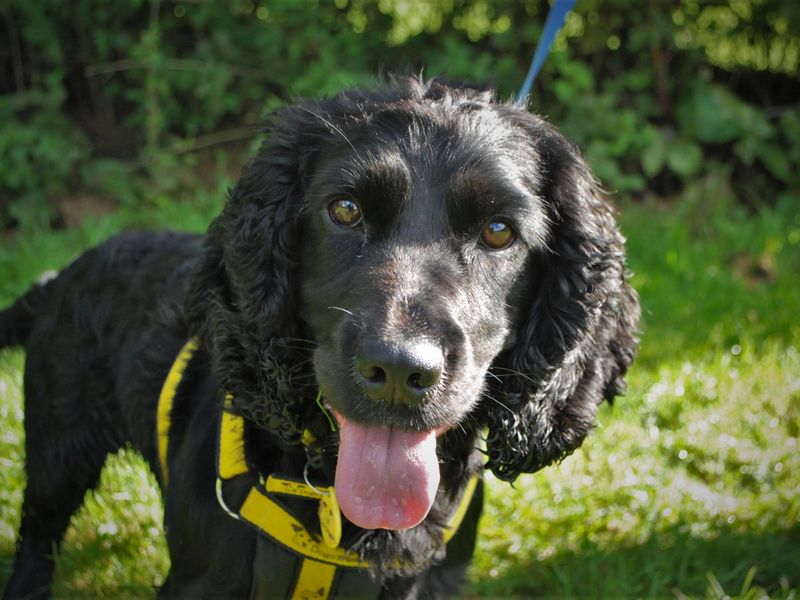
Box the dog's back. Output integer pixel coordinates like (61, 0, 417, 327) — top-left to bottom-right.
(1, 231, 200, 349)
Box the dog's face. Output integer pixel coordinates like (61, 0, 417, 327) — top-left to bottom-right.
(300, 108, 548, 429)
(188, 79, 639, 534)
(297, 106, 549, 528)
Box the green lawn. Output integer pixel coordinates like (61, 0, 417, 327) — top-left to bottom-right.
(1, 178, 798, 598)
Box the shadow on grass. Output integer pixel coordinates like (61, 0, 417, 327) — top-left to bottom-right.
(2, 516, 798, 598)
(467, 523, 799, 599)
(0, 555, 11, 597)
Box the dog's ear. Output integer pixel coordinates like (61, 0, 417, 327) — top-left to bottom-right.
(484, 115, 640, 481)
(185, 103, 335, 440)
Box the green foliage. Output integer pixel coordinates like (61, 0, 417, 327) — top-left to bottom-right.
(675, 0, 800, 75)
(0, 100, 89, 227)
(534, 1, 800, 196)
(675, 78, 798, 188)
(2, 0, 798, 226)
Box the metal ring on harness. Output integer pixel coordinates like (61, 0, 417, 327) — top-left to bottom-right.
(303, 462, 330, 496)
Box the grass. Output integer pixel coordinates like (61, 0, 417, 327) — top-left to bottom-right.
(1, 171, 799, 598)
(473, 343, 799, 598)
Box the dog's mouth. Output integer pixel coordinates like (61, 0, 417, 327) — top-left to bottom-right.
(331, 409, 441, 531)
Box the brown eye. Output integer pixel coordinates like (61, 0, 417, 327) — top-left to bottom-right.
(328, 197, 362, 228)
(480, 221, 515, 250)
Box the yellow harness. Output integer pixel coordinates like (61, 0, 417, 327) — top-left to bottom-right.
(157, 339, 479, 599)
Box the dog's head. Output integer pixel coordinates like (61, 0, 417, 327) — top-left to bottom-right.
(187, 77, 639, 532)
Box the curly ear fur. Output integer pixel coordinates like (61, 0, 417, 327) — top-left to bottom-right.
(185, 105, 336, 443)
(484, 116, 640, 481)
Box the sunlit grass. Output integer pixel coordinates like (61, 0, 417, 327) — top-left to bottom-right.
(1, 178, 798, 597)
(470, 343, 799, 598)
(53, 451, 168, 598)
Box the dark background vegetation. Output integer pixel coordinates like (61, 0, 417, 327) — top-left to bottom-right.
(1, 1, 798, 598)
(1, 0, 798, 230)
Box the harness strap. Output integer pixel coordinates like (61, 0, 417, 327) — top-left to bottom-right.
(295, 559, 337, 598)
(443, 474, 479, 544)
(156, 338, 198, 485)
(237, 479, 367, 568)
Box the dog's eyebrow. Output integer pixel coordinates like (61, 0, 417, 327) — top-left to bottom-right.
(338, 153, 410, 192)
(447, 171, 546, 245)
(321, 153, 411, 235)
(448, 169, 536, 211)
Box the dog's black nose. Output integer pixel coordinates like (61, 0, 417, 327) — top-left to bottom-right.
(355, 336, 443, 405)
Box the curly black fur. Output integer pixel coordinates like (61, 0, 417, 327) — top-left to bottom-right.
(1, 76, 638, 600)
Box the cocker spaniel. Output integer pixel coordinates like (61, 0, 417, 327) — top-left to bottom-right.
(1, 77, 639, 599)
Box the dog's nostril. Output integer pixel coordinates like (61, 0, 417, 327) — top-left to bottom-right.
(407, 369, 439, 390)
(362, 365, 386, 385)
(408, 373, 422, 390)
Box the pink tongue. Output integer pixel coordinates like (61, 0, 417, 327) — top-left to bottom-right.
(334, 413, 440, 530)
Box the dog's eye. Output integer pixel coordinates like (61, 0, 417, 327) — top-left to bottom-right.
(480, 221, 515, 250)
(328, 197, 363, 228)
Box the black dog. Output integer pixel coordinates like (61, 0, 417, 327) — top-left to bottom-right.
(1, 78, 639, 599)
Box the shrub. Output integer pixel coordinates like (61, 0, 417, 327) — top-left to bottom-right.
(1, 0, 797, 227)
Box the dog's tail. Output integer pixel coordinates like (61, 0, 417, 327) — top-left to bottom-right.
(0, 271, 56, 349)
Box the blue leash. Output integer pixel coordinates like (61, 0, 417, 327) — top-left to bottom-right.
(516, 0, 577, 104)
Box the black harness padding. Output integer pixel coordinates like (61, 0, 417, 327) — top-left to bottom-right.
(249, 538, 383, 600)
